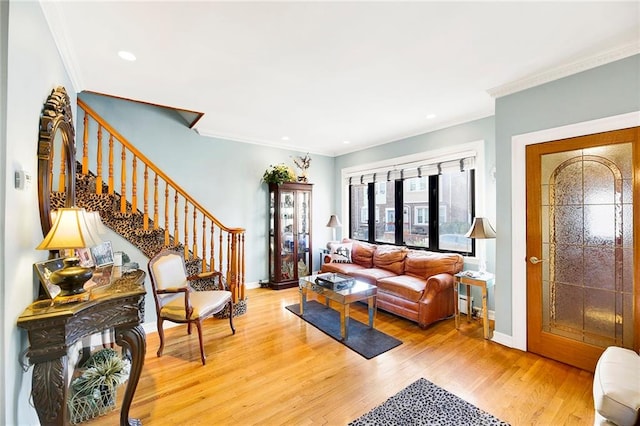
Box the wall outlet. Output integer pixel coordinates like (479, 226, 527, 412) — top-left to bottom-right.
(458, 294, 474, 315)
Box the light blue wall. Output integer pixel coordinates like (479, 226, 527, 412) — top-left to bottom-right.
(3, 1, 76, 425)
(78, 92, 336, 289)
(494, 54, 640, 336)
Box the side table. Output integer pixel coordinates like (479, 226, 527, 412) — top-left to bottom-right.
(454, 271, 495, 339)
(17, 269, 146, 426)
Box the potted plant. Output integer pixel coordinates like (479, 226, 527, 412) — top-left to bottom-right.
(262, 164, 296, 185)
(68, 348, 131, 424)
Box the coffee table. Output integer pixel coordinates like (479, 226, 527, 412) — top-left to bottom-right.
(299, 273, 377, 340)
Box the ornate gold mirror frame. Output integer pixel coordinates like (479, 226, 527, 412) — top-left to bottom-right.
(37, 86, 76, 237)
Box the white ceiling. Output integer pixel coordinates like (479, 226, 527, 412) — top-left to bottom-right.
(41, 1, 639, 157)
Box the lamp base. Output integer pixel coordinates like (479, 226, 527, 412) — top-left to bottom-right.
(50, 257, 93, 297)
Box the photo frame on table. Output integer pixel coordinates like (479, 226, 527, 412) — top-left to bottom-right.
(90, 241, 114, 268)
(34, 258, 64, 299)
(75, 248, 95, 268)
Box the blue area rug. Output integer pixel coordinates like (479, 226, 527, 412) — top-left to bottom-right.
(349, 378, 510, 425)
(285, 300, 402, 359)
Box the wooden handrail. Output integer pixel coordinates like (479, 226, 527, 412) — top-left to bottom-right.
(77, 99, 244, 233)
(76, 98, 245, 303)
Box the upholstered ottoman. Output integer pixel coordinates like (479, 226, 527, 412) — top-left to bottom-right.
(593, 346, 640, 425)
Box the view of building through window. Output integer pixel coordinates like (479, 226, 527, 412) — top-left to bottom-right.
(349, 170, 474, 254)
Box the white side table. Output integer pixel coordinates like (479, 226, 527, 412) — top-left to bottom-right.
(454, 271, 495, 339)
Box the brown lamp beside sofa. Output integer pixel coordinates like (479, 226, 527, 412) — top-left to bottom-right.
(321, 239, 463, 328)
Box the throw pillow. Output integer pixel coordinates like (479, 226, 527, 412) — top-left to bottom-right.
(329, 242, 353, 264)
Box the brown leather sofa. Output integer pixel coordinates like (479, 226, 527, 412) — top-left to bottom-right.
(320, 239, 463, 328)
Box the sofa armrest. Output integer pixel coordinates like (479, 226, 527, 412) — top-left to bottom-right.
(420, 273, 454, 303)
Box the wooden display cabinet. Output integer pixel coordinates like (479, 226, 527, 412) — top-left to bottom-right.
(268, 182, 313, 289)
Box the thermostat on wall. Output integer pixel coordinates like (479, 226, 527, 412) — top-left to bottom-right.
(15, 170, 32, 190)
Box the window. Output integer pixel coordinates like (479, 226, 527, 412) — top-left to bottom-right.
(408, 177, 427, 192)
(414, 206, 428, 225)
(350, 184, 369, 240)
(346, 151, 477, 255)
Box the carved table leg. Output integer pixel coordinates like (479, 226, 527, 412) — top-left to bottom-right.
(115, 325, 146, 426)
(32, 357, 67, 426)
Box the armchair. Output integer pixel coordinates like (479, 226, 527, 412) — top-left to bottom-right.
(148, 249, 235, 365)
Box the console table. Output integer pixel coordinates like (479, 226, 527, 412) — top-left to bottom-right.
(17, 269, 146, 426)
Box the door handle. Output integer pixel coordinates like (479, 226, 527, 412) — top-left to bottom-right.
(529, 256, 548, 264)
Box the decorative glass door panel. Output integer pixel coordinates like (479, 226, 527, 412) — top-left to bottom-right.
(526, 127, 638, 371)
(541, 143, 633, 347)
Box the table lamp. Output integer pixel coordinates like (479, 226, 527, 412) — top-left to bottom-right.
(464, 217, 496, 274)
(326, 214, 342, 246)
(36, 207, 103, 297)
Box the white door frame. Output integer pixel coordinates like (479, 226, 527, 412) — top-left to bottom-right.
(510, 111, 640, 351)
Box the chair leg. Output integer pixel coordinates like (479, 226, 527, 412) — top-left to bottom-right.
(228, 299, 235, 334)
(187, 321, 192, 335)
(195, 319, 206, 365)
(157, 318, 165, 358)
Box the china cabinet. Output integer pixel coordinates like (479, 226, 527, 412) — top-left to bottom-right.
(268, 182, 313, 289)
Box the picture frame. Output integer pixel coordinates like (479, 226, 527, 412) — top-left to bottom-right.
(90, 241, 114, 268)
(34, 258, 64, 299)
(75, 248, 95, 268)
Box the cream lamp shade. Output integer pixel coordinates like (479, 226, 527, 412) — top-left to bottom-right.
(326, 214, 342, 245)
(36, 207, 103, 297)
(326, 215, 342, 228)
(37, 207, 103, 250)
(464, 217, 496, 274)
(464, 217, 496, 239)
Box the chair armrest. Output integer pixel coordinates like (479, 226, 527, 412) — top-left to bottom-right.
(156, 287, 193, 319)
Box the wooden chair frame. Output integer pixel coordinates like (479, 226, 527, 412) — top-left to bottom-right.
(148, 249, 235, 365)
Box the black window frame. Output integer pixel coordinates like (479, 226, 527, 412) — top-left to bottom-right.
(348, 169, 476, 256)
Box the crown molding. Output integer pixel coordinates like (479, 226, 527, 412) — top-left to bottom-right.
(487, 41, 640, 99)
(39, 1, 84, 92)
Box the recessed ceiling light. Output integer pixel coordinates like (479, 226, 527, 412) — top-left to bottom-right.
(426, 114, 436, 120)
(281, 136, 290, 141)
(343, 140, 351, 144)
(118, 50, 136, 61)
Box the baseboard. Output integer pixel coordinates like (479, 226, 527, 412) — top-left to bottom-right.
(491, 331, 516, 348)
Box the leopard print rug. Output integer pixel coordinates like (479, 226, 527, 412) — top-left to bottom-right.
(349, 378, 509, 426)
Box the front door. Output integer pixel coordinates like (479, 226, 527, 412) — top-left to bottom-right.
(525, 127, 639, 372)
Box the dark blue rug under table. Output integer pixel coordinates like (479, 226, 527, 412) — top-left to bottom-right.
(285, 300, 402, 359)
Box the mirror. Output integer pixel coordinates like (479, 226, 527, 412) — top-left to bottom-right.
(37, 86, 76, 237)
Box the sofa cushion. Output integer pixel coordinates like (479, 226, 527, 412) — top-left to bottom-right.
(377, 275, 427, 302)
(404, 250, 463, 279)
(328, 242, 352, 263)
(373, 245, 408, 275)
(350, 268, 397, 286)
(349, 240, 377, 268)
(593, 346, 640, 426)
(321, 262, 366, 275)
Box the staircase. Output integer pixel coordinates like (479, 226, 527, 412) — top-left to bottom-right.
(51, 98, 247, 314)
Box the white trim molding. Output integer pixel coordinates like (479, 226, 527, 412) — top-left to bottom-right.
(510, 111, 640, 352)
(488, 41, 640, 99)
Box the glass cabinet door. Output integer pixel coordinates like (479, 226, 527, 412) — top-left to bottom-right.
(296, 190, 310, 277)
(269, 191, 275, 280)
(279, 191, 295, 280)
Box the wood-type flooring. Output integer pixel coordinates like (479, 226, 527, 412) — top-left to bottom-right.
(88, 287, 595, 425)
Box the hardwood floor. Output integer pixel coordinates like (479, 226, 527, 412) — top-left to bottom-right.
(93, 287, 595, 425)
